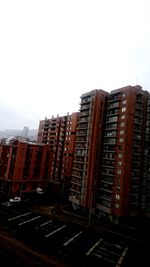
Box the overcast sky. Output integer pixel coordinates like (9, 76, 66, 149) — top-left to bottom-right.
(0, 0, 150, 130)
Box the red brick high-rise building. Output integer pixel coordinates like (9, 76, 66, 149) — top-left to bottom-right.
(96, 85, 148, 221)
(0, 140, 53, 196)
(37, 113, 79, 183)
(69, 89, 108, 209)
(68, 85, 150, 221)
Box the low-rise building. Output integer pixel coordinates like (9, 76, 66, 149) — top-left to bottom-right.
(0, 140, 53, 196)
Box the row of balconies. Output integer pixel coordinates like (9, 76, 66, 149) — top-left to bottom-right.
(78, 118, 89, 123)
(108, 102, 119, 109)
(80, 104, 91, 111)
(104, 145, 116, 152)
(107, 109, 119, 116)
(80, 111, 89, 117)
(74, 150, 86, 156)
(75, 144, 86, 149)
(102, 164, 115, 169)
(100, 187, 112, 194)
(101, 178, 113, 184)
(73, 157, 84, 163)
(72, 173, 83, 179)
(108, 95, 120, 102)
(76, 139, 87, 143)
(81, 97, 92, 104)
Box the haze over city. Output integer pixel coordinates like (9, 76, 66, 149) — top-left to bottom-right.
(0, 0, 150, 130)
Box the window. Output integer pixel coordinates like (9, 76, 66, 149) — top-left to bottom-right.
(121, 115, 125, 119)
(117, 169, 122, 174)
(122, 100, 126, 105)
(118, 153, 122, 158)
(122, 107, 126, 112)
(120, 122, 125, 127)
(116, 177, 120, 186)
(118, 161, 122, 166)
(119, 138, 124, 142)
(115, 194, 120, 200)
(115, 203, 120, 208)
(122, 93, 126, 97)
(120, 130, 124, 135)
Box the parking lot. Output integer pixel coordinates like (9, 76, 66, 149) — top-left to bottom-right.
(0, 202, 148, 267)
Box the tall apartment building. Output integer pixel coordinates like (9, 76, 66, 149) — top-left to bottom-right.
(62, 112, 79, 180)
(0, 140, 53, 196)
(69, 89, 108, 209)
(37, 113, 79, 182)
(96, 85, 148, 221)
(143, 95, 150, 217)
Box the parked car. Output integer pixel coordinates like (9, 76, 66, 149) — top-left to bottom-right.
(9, 196, 21, 203)
(36, 188, 44, 195)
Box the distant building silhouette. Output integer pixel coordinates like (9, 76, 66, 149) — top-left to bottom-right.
(22, 126, 29, 138)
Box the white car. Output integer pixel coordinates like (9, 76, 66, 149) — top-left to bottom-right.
(36, 188, 44, 195)
(9, 196, 21, 203)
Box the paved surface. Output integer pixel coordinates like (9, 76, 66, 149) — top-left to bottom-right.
(0, 203, 149, 267)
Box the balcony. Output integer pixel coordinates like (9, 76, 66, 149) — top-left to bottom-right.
(73, 159, 84, 163)
(104, 141, 116, 145)
(80, 111, 89, 117)
(103, 157, 115, 161)
(105, 132, 117, 137)
(103, 147, 115, 152)
(136, 104, 143, 110)
(81, 97, 91, 104)
(102, 164, 115, 169)
(101, 172, 114, 177)
(107, 110, 119, 116)
(134, 119, 142, 125)
(99, 195, 112, 201)
(105, 125, 118, 130)
(70, 188, 81, 194)
(76, 132, 87, 137)
(77, 126, 88, 130)
(80, 104, 90, 111)
(72, 173, 83, 179)
(136, 97, 144, 103)
(76, 139, 86, 143)
(73, 166, 83, 171)
(108, 96, 120, 102)
(71, 181, 82, 186)
(78, 118, 89, 123)
(135, 112, 143, 118)
(108, 102, 119, 109)
(75, 145, 86, 149)
(100, 187, 112, 194)
(106, 117, 118, 123)
(101, 179, 113, 185)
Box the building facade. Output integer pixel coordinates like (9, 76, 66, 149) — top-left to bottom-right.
(96, 85, 148, 220)
(68, 85, 150, 220)
(143, 95, 150, 217)
(0, 140, 53, 196)
(69, 89, 108, 209)
(37, 113, 79, 183)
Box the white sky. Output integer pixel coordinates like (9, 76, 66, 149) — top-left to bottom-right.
(0, 0, 150, 130)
